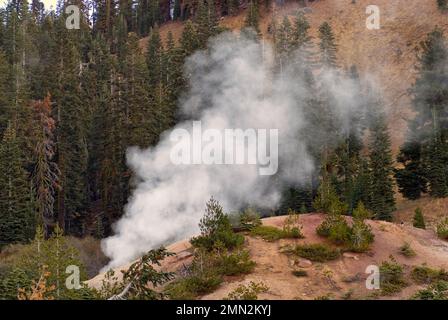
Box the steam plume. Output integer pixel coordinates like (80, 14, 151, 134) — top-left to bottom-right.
(102, 32, 368, 269)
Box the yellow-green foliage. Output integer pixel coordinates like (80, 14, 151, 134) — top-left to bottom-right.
(437, 217, 448, 240)
(225, 281, 269, 300)
(313, 179, 348, 216)
(317, 202, 374, 252)
(282, 209, 304, 239)
(0, 226, 96, 300)
(412, 280, 448, 300)
(251, 225, 303, 242)
(399, 242, 416, 257)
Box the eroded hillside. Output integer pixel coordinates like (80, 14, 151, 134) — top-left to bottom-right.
(141, 0, 448, 151)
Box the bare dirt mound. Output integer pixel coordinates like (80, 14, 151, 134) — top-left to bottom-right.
(87, 213, 448, 300)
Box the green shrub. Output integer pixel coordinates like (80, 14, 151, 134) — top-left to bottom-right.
(411, 265, 448, 284)
(438, 0, 448, 11)
(292, 270, 308, 277)
(166, 244, 256, 299)
(379, 259, 407, 295)
(165, 248, 224, 300)
(437, 217, 448, 240)
(216, 250, 255, 276)
(225, 281, 269, 300)
(190, 197, 244, 250)
(317, 202, 374, 252)
(166, 272, 223, 300)
(251, 225, 285, 241)
(412, 280, 448, 300)
(250, 224, 303, 242)
(316, 214, 351, 245)
(292, 243, 341, 262)
(399, 242, 416, 257)
(238, 208, 262, 231)
(413, 208, 426, 229)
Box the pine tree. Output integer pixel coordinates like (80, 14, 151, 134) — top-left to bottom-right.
(399, 28, 448, 199)
(367, 102, 396, 221)
(313, 175, 348, 215)
(350, 201, 374, 252)
(318, 21, 338, 69)
(195, 0, 220, 48)
(0, 123, 35, 246)
(330, 66, 365, 214)
(94, 0, 117, 38)
(275, 15, 292, 68)
(164, 31, 183, 126)
(118, 0, 135, 32)
(413, 207, 426, 229)
(180, 20, 199, 56)
(242, 0, 260, 39)
(30, 95, 59, 233)
(120, 32, 152, 148)
(52, 10, 89, 232)
(147, 27, 170, 141)
(0, 50, 13, 134)
(173, 0, 181, 20)
(395, 140, 427, 199)
(290, 10, 314, 69)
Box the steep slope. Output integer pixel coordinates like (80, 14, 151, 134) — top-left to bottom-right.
(87, 213, 448, 300)
(140, 0, 448, 151)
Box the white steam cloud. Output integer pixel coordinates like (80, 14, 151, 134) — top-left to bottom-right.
(102, 32, 370, 269)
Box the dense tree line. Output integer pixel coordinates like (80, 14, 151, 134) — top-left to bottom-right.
(0, 0, 210, 244)
(271, 11, 396, 221)
(395, 28, 448, 201)
(4, 0, 445, 249)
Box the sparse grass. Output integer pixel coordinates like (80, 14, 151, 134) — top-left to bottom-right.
(411, 265, 448, 284)
(292, 270, 308, 277)
(341, 289, 354, 300)
(225, 281, 269, 300)
(399, 242, 416, 257)
(288, 243, 341, 262)
(250, 225, 303, 242)
(412, 280, 448, 300)
(314, 293, 332, 300)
